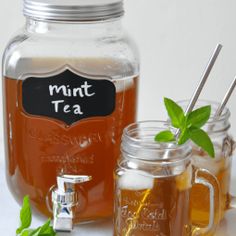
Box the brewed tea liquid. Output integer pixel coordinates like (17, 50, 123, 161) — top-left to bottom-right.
(4, 63, 138, 222)
(115, 169, 191, 236)
(191, 149, 231, 228)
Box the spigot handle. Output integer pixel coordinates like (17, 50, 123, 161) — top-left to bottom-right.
(57, 175, 92, 192)
(52, 174, 92, 232)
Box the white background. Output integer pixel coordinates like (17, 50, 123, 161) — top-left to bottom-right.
(1, 0, 236, 235)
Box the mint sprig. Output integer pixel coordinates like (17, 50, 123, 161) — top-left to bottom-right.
(155, 97, 215, 158)
(155, 130, 175, 142)
(16, 196, 56, 236)
(20, 220, 56, 236)
(16, 196, 32, 234)
(164, 97, 185, 129)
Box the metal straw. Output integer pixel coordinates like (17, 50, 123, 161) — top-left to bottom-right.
(162, 44, 222, 159)
(214, 76, 236, 117)
(125, 44, 223, 236)
(173, 44, 223, 139)
(182, 44, 223, 120)
(206, 76, 236, 133)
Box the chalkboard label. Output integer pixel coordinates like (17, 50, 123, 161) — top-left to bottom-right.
(22, 69, 116, 125)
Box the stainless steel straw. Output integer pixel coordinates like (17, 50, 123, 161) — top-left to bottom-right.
(183, 44, 223, 118)
(164, 43, 223, 159)
(214, 76, 236, 117)
(207, 76, 236, 133)
(125, 45, 223, 236)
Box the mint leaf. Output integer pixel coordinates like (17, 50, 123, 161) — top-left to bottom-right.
(16, 196, 32, 234)
(20, 219, 56, 236)
(35, 219, 55, 236)
(34, 219, 50, 235)
(17, 196, 56, 236)
(164, 97, 185, 128)
(178, 128, 190, 145)
(21, 231, 30, 236)
(155, 130, 175, 142)
(155, 98, 215, 158)
(20, 220, 55, 236)
(189, 127, 215, 157)
(187, 105, 211, 128)
(21, 228, 41, 236)
(21, 229, 40, 236)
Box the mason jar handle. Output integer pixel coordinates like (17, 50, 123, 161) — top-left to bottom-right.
(192, 168, 220, 236)
(228, 195, 236, 209)
(227, 138, 236, 210)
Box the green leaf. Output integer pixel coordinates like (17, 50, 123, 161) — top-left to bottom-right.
(21, 229, 39, 236)
(178, 128, 190, 145)
(36, 220, 50, 234)
(16, 196, 32, 234)
(36, 219, 56, 236)
(164, 97, 185, 129)
(154, 98, 215, 159)
(21, 229, 37, 236)
(16, 196, 56, 236)
(155, 130, 175, 142)
(189, 127, 215, 158)
(21, 231, 30, 236)
(20, 220, 56, 236)
(187, 105, 211, 128)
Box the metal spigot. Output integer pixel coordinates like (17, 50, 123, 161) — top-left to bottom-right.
(52, 175, 92, 232)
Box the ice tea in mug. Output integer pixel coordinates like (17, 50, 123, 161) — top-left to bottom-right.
(114, 121, 220, 236)
(177, 100, 236, 231)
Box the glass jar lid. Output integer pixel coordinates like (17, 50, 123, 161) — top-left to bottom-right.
(23, 0, 124, 21)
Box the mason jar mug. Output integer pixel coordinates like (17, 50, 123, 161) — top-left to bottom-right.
(114, 121, 220, 236)
(177, 100, 236, 229)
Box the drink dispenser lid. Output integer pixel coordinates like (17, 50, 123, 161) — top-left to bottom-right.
(23, 0, 124, 21)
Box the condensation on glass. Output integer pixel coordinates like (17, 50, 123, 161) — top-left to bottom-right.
(2, 0, 139, 223)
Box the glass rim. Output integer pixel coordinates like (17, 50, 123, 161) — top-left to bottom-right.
(122, 120, 192, 163)
(177, 99, 231, 124)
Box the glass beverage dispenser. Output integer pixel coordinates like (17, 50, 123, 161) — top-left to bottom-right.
(2, 0, 139, 225)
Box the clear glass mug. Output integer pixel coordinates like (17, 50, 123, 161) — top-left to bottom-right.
(178, 100, 236, 228)
(114, 121, 220, 236)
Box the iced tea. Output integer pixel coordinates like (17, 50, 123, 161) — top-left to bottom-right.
(4, 74, 138, 222)
(115, 121, 220, 236)
(177, 100, 234, 231)
(115, 168, 192, 236)
(191, 148, 232, 227)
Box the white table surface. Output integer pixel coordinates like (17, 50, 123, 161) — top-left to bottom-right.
(1, 142, 236, 236)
